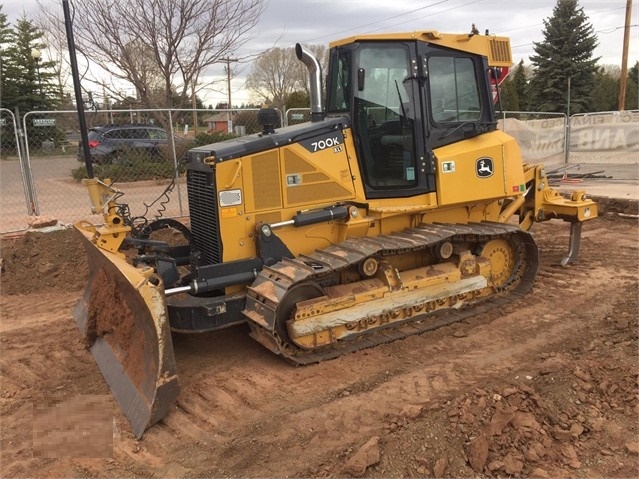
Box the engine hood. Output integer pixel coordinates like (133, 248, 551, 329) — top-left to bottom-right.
(188, 116, 349, 164)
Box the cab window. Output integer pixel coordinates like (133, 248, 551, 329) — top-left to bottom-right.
(327, 50, 351, 112)
(428, 57, 480, 123)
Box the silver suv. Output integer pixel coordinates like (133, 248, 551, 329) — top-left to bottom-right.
(77, 124, 173, 164)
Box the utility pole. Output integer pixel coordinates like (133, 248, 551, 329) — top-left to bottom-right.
(221, 57, 238, 108)
(221, 57, 238, 133)
(618, 0, 632, 111)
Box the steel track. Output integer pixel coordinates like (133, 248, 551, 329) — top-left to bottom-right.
(243, 222, 539, 365)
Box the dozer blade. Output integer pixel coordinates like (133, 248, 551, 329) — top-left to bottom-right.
(73, 227, 179, 439)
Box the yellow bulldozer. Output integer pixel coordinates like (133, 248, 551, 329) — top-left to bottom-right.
(72, 29, 597, 438)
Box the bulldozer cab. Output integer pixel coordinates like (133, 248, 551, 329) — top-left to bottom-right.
(326, 36, 500, 200)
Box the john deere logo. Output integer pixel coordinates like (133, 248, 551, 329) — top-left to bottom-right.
(476, 157, 494, 178)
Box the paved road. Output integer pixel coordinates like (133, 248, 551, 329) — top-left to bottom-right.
(551, 162, 639, 201)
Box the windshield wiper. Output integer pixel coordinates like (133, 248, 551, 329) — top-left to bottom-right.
(439, 120, 481, 140)
(395, 80, 407, 119)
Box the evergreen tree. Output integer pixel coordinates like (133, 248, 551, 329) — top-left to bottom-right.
(629, 62, 639, 86)
(498, 77, 519, 111)
(0, 13, 65, 151)
(0, 6, 10, 41)
(0, 6, 19, 150)
(512, 60, 529, 111)
(1, 15, 58, 112)
(285, 91, 311, 109)
(527, 0, 599, 114)
(625, 62, 638, 110)
(589, 68, 619, 112)
(0, 6, 17, 108)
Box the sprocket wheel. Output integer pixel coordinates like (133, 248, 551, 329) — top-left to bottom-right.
(479, 237, 516, 287)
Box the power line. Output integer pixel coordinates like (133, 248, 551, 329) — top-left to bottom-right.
(299, 0, 453, 44)
(511, 23, 638, 51)
(282, 0, 633, 59)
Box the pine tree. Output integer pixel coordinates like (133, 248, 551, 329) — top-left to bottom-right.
(0, 13, 64, 151)
(629, 62, 639, 86)
(527, 0, 599, 114)
(1, 15, 58, 112)
(499, 77, 519, 111)
(625, 62, 638, 110)
(0, 6, 10, 40)
(512, 60, 529, 111)
(0, 6, 17, 108)
(589, 68, 619, 112)
(0, 6, 20, 151)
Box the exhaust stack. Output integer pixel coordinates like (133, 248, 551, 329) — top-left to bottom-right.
(295, 43, 324, 122)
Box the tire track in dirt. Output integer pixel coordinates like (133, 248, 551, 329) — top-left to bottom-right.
(205, 281, 632, 476)
(132, 219, 636, 475)
(0, 292, 78, 333)
(0, 216, 636, 478)
(0, 291, 113, 478)
(117, 218, 637, 477)
(0, 293, 100, 406)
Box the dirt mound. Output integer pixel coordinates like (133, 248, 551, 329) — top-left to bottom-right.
(337, 265, 638, 478)
(593, 196, 639, 215)
(0, 221, 187, 296)
(0, 228, 88, 295)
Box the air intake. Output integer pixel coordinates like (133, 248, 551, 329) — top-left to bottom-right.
(489, 38, 512, 66)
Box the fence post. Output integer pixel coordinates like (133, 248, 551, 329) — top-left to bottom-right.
(563, 78, 572, 173)
(15, 107, 39, 216)
(167, 109, 184, 216)
(563, 113, 571, 173)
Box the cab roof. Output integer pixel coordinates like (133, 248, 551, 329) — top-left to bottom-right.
(329, 30, 513, 68)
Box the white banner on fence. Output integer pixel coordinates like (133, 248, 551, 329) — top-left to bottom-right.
(499, 115, 566, 165)
(568, 111, 639, 164)
(500, 110, 639, 166)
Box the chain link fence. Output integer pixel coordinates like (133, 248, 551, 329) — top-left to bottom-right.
(1, 108, 637, 234)
(1, 108, 37, 229)
(285, 108, 312, 126)
(1, 108, 267, 233)
(499, 112, 567, 169)
(500, 110, 639, 179)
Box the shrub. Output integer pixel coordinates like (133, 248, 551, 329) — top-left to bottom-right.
(192, 131, 236, 148)
(158, 138, 195, 163)
(72, 151, 186, 183)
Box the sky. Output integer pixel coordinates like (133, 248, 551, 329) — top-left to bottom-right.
(2, 0, 637, 107)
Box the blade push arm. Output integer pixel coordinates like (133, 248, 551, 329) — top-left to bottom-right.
(519, 164, 598, 265)
(77, 178, 131, 254)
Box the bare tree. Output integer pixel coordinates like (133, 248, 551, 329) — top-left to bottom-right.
(121, 39, 167, 106)
(246, 44, 328, 110)
(38, 0, 266, 112)
(245, 47, 300, 109)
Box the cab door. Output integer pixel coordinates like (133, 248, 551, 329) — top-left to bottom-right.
(346, 41, 436, 199)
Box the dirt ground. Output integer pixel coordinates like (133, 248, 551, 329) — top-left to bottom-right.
(1, 209, 638, 478)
